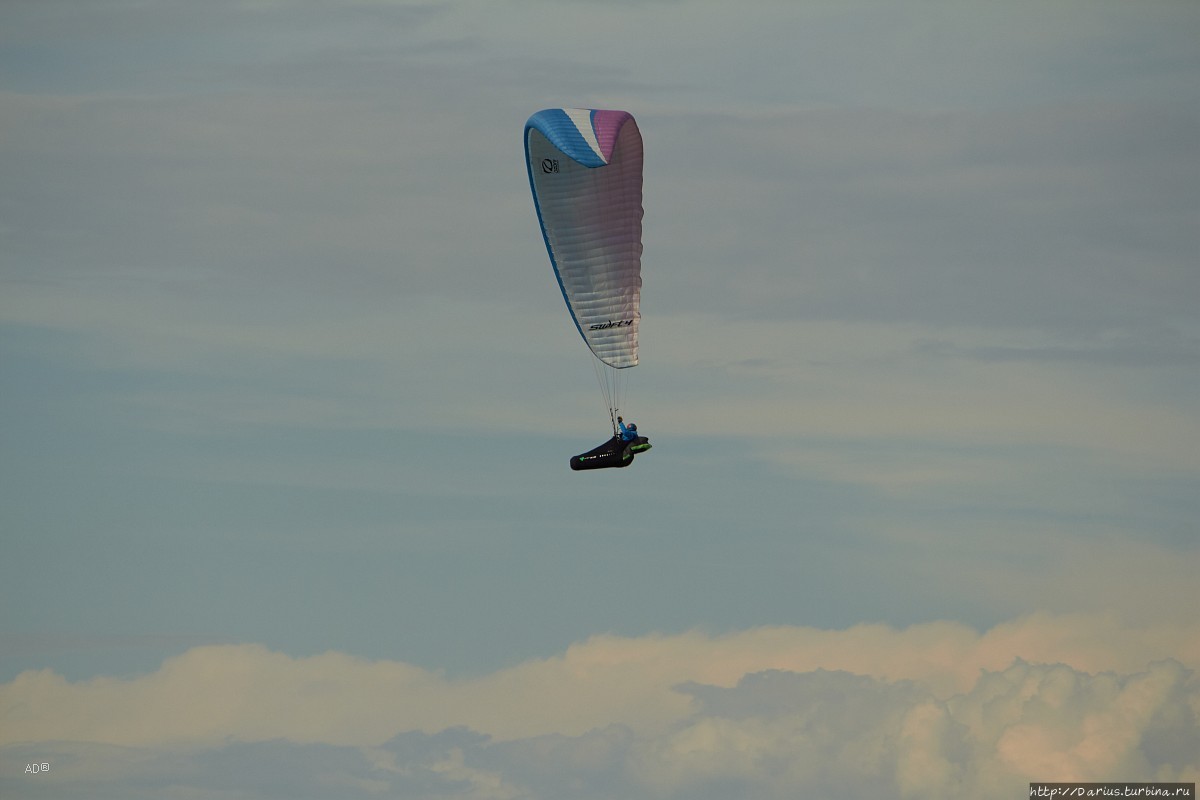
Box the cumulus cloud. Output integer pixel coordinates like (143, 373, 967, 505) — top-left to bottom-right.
(3, 613, 1198, 798)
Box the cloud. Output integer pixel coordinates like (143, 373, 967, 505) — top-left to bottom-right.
(639, 660, 1200, 798)
(3, 613, 1198, 798)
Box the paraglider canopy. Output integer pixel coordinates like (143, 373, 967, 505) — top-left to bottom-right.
(524, 108, 643, 372)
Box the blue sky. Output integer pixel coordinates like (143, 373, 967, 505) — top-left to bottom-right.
(2, 0, 1198, 797)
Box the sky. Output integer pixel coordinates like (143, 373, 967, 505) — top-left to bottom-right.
(1, 0, 1198, 797)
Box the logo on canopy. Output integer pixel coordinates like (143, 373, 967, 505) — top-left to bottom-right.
(589, 319, 634, 331)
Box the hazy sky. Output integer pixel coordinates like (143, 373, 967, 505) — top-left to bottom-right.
(2, 0, 1198, 797)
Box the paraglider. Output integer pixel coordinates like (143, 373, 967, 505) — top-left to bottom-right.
(524, 108, 652, 470)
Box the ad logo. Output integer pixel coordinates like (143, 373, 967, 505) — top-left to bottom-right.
(588, 319, 634, 331)
(541, 158, 559, 174)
